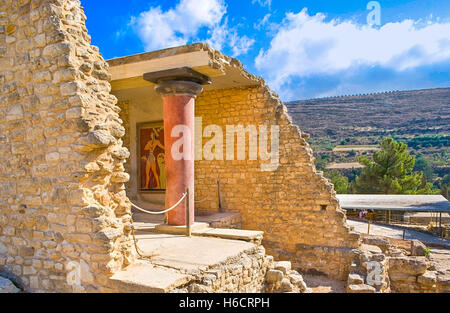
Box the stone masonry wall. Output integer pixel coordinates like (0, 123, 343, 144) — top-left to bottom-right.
(0, 0, 134, 292)
(117, 100, 130, 189)
(174, 245, 271, 293)
(195, 85, 361, 280)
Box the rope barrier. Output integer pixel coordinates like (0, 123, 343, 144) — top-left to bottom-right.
(194, 196, 209, 203)
(128, 191, 188, 259)
(128, 192, 187, 215)
(130, 225, 158, 259)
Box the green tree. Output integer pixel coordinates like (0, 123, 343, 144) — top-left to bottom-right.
(441, 174, 450, 200)
(354, 138, 427, 194)
(414, 156, 434, 182)
(332, 175, 349, 194)
(326, 170, 349, 194)
(315, 153, 331, 171)
(348, 181, 357, 194)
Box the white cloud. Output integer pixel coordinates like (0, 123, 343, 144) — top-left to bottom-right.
(229, 34, 255, 57)
(206, 18, 255, 57)
(254, 13, 271, 30)
(131, 0, 254, 57)
(206, 21, 228, 51)
(132, 0, 226, 51)
(255, 9, 450, 92)
(252, 0, 272, 10)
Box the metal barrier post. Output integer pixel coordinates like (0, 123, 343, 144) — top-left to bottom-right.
(367, 220, 370, 235)
(186, 188, 191, 237)
(218, 180, 224, 213)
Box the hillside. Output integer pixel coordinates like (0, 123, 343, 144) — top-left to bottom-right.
(286, 88, 450, 140)
(285, 87, 450, 188)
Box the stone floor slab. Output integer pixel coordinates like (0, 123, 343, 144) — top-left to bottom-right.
(110, 261, 192, 293)
(192, 228, 264, 242)
(134, 233, 256, 272)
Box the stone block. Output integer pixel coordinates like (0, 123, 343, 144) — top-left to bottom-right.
(289, 272, 307, 292)
(410, 240, 427, 257)
(274, 261, 291, 275)
(348, 273, 364, 285)
(77, 130, 115, 150)
(388, 256, 428, 276)
(265, 269, 284, 284)
(436, 274, 450, 291)
(0, 277, 20, 293)
(417, 271, 436, 287)
(362, 236, 391, 252)
(280, 278, 294, 292)
(361, 244, 382, 254)
(19, 246, 35, 257)
(6, 104, 23, 121)
(347, 284, 376, 293)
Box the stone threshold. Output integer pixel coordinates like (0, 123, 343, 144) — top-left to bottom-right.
(132, 211, 242, 232)
(149, 223, 263, 244)
(153, 222, 209, 234)
(192, 228, 263, 244)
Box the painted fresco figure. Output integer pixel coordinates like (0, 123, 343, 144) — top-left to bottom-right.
(142, 129, 164, 189)
(157, 153, 166, 189)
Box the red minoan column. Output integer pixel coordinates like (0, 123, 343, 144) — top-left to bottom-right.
(145, 68, 210, 226)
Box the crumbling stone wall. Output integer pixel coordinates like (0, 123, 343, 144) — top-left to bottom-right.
(117, 100, 131, 182)
(0, 0, 134, 292)
(175, 245, 271, 293)
(195, 84, 360, 280)
(388, 240, 450, 292)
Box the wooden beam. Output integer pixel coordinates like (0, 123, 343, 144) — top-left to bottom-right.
(110, 77, 152, 91)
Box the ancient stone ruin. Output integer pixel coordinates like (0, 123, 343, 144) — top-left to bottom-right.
(1, 0, 134, 291)
(0, 0, 448, 293)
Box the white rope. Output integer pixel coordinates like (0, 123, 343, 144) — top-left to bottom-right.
(195, 196, 209, 203)
(129, 192, 187, 215)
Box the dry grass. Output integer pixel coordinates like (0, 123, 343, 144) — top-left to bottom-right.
(326, 162, 364, 169)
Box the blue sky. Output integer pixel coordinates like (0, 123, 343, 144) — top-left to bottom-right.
(83, 0, 450, 100)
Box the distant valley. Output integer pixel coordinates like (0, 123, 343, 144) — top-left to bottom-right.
(285, 87, 450, 190)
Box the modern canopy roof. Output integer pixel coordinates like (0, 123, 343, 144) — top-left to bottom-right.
(337, 194, 450, 212)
